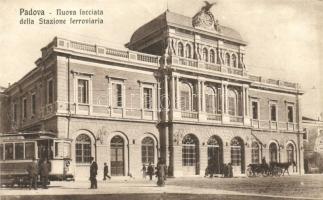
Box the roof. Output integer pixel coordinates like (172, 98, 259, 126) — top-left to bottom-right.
(129, 11, 245, 47)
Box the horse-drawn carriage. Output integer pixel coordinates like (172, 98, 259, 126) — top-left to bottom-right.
(247, 161, 296, 177)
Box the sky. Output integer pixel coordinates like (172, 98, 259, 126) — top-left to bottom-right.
(0, 0, 322, 119)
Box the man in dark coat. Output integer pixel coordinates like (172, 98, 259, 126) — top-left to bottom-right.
(90, 157, 98, 189)
(147, 162, 154, 181)
(27, 157, 38, 190)
(103, 162, 111, 181)
(40, 158, 51, 189)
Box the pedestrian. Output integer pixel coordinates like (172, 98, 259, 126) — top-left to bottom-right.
(223, 163, 228, 178)
(89, 157, 98, 189)
(103, 162, 111, 181)
(40, 158, 51, 189)
(26, 157, 38, 190)
(228, 163, 233, 178)
(141, 164, 147, 179)
(156, 158, 166, 187)
(147, 162, 154, 181)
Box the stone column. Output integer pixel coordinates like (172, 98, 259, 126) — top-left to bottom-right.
(222, 81, 229, 123)
(242, 84, 250, 125)
(171, 75, 176, 111)
(164, 74, 169, 120)
(176, 76, 180, 109)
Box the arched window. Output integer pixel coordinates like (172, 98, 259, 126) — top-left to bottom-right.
(76, 134, 91, 163)
(286, 144, 294, 162)
(203, 48, 208, 62)
(269, 143, 278, 162)
(228, 89, 237, 116)
(142, 137, 154, 164)
(182, 134, 198, 166)
(185, 44, 191, 58)
(205, 87, 217, 113)
(232, 54, 237, 67)
(251, 142, 260, 164)
(231, 137, 243, 166)
(180, 83, 192, 111)
(178, 42, 184, 57)
(225, 53, 230, 66)
(210, 49, 215, 63)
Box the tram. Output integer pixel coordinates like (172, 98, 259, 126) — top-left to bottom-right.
(0, 131, 74, 187)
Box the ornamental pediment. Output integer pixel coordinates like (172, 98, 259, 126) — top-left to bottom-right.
(192, 1, 221, 33)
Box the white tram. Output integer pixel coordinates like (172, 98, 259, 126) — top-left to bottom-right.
(0, 131, 74, 187)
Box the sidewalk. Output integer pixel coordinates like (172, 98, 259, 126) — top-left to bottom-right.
(1, 178, 322, 200)
(0, 179, 242, 196)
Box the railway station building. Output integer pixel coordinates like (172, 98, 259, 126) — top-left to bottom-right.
(0, 7, 305, 180)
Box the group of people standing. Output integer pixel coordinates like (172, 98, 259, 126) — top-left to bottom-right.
(89, 157, 167, 189)
(141, 158, 167, 186)
(26, 157, 51, 190)
(205, 162, 233, 178)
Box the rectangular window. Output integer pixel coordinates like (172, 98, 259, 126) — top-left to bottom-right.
(181, 91, 190, 111)
(78, 79, 89, 104)
(31, 93, 36, 115)
(251, 147, 259, 164)
(231, 147, 241, 166)
(15, 143, 24, 160)
(182, 146, 196, 166)
(252, 101, 258, 120)
(270, 104, 277, 121)
(228, 97, 236, 116)
(25, 142, 35, 160)
(47, 79, 53, 104)
(22, 98, 27, 119)
(112, 83, 123, 107)
(55, 142, 71, 158)
(5, 143, 14, 160)
(13, 103, 17, 122)
(287, 106, 294, 123)
(143, 88, 152, 109)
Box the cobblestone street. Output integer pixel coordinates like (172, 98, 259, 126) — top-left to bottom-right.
(1, 175, 323, 200)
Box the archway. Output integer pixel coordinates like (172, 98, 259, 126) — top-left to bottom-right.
(207, 135, 223, 174)
(269, 143, 278, 163)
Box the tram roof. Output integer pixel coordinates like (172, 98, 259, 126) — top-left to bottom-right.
(0, 131, 57, 140)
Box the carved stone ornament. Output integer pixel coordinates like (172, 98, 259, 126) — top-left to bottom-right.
(192, 2, 221, 32)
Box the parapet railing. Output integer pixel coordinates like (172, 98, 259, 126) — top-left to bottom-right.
(47, 37, 161, 67)
(248, 75, 298, 89)
(169, 56, 246, 77)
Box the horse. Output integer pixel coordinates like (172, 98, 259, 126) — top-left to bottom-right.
(276, 161, 296, 176)
(269, 161, 296, 176)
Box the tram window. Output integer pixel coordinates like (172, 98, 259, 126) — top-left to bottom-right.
(5, 143, 14, 160)
(15, 143, 24, 160)
(55, 142, 71, 158)
(0, 144, 3, 160)
(25, 142, 35, 160)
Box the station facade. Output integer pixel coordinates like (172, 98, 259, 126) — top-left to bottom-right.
(0, 8, 305, 179)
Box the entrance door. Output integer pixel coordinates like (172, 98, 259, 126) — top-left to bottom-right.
(110, 136, 124, 176)
(208, 146, 221, 174)
(207, 136, 223, 174)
